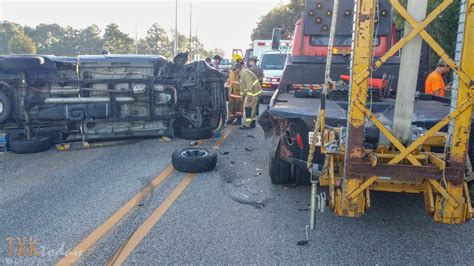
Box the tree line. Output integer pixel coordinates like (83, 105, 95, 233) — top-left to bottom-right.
(0, 21, 224, 60)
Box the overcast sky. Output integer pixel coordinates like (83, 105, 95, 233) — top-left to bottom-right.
(0, 0, 289, 57)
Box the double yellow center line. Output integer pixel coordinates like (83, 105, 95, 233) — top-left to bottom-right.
(57, 126, 235, 265)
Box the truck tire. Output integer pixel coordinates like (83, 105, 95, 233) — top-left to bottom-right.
(9, 136, 52, 154)
(269, 152, 292, 185)
(178, 126, 213, 140)
(293, 166, 311, 186)
(0, 90, 12, 124)
(172, 147, 217, 173)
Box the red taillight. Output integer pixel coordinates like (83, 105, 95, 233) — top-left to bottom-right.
(258, 42, 266, 46)
(296, 133, 304, 149)
(271, 78, 279, 82)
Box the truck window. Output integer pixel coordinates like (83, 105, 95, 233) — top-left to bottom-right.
(310, 35, 380, 47)
(261, 54, 288, 70)
(245, 49, 253, 60)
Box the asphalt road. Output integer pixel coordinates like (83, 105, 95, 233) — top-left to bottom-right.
(1, 121, 473, 264)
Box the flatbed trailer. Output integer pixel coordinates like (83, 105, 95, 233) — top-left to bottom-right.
(260, 90, 474, 185)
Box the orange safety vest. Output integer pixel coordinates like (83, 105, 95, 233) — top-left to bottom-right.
(425, 71, 445, 97)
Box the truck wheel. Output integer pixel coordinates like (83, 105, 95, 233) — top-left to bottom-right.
(0, 90, 12, 124)
(178, 126, 213, 140)
(9, 136, 52, 154)
(269, 152, 291, 185)
(293, 166, 311, 186)
(172, 147, 217, 173)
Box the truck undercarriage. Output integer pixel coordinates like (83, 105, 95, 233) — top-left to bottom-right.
(0, 54, 226, 153)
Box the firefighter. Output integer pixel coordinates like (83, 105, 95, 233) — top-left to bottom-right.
(248, 56, 264, 84)
(226, 61, 244, 125)
(213, 55, 222, 71)
(232, 62, 262, 129)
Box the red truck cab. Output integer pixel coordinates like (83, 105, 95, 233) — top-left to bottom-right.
(277, 0, 406, 92)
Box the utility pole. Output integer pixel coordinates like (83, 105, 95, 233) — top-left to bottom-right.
(135, 24, 138, 54)
(174, 0, 178, 57)
(189, 2, 192, 60)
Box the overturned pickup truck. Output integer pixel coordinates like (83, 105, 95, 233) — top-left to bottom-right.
(0, 54, 226, 153)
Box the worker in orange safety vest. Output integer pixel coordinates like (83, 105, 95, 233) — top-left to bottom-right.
(425, 58, 451, 97)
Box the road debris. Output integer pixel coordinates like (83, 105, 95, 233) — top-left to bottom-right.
(189, 140, 198, 146)
(159, 136, 171, 142)
(244, 147, 253, 152)
(297, 225, 310, 246)
(254, 169, 262, 177)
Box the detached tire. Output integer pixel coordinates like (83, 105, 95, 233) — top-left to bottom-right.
(172, 147, 217, 173)
(269, 152, 291, 185)
(9, 136, 52, 154)
(0, 90, 12, 124)
(179, 126, 213, 140)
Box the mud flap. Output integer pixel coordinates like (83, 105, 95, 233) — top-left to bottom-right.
(257, 108, 276, 138)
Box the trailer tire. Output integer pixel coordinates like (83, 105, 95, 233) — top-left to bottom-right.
(9, 136, 52, 154)
(269, 152, 292, 185)
(293, 166, 311, 186)
(172, 147, 217, 173)
(0, 90, 12, 124)
(178, 126, 213, 140)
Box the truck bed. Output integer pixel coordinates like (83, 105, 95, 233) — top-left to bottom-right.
(268, 91, 455, 129)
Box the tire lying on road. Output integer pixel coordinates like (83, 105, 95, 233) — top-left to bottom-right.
(172, 147, 217, 173)
(178, 126, 213, 140)
(9, 136, 52, 154)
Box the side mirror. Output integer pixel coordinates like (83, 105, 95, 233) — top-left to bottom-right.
(271, 28, 283, 50)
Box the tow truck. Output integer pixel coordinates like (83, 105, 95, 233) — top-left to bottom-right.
(278, 0, 429, 91)
(259, 0, 474, 224)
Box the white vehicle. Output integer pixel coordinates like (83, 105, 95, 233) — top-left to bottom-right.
(258, 51, 289, 100)
(252, 39, 290, 62)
